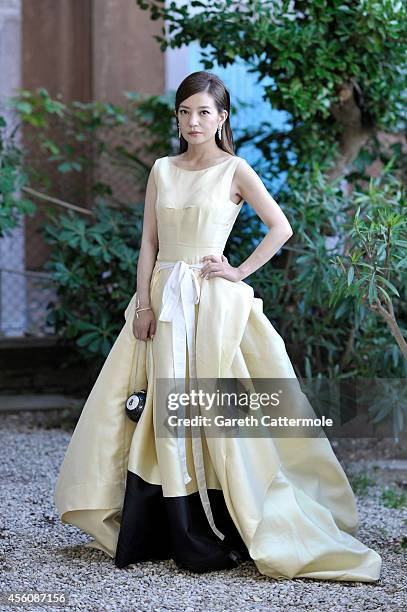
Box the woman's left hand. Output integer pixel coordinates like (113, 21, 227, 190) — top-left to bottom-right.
(199, 254, 242, 283)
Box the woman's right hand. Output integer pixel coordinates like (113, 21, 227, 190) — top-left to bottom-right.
(132, 308, 156, 342)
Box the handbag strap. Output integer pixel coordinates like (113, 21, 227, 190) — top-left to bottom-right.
(129, 336, 142, 395)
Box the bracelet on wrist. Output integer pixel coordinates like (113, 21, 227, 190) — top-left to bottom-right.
(135, 295, 152, 318)
(135, 306, 152, 319)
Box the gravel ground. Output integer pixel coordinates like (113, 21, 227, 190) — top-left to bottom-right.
(0, 410, 406, 612)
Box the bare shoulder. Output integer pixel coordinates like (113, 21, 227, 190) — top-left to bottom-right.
(149, 156, 164, 187)
(234, 156, 257, 182)
(235, 156, 253, 170)
(233, 157, 267, 203)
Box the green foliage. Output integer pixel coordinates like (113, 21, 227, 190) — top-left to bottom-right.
(229, 164, 406, 380)
(380, 485, 407, 509)
(329, 164, 407, 384)
(5, 87, 177, 366)
(0, 113, 36, 237)
(330, 165, 406, 312)
(8, 88, 176, 198)
(43, 202, 144, 362)
(136, 0, 407, 171)
(349, 474, 376, 495)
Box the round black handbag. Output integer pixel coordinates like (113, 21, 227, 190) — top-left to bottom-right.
(125, 334, 147, 423)
(125, 390, 147, 422)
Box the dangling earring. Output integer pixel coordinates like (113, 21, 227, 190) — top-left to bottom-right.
(178, 123, 181, 139)
(217, 124, 222, 140)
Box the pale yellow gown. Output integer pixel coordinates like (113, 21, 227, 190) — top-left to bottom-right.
(54, 154, 382, 581)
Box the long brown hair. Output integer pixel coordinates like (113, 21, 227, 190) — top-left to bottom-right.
(174, 71, 235, 155)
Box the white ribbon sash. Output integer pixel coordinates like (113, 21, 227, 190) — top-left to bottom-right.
(156, 260, 225, 541)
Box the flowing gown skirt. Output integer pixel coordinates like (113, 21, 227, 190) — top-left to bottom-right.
(54, 262, 382, 581)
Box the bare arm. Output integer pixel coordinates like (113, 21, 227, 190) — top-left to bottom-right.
(235, 160, 293, 281)
(136, 163, 159, 306)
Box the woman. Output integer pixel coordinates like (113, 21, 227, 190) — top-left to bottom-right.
(54, 71, 382, 582)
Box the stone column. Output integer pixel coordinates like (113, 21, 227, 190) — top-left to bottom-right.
(0, 0, 26, 336)
(92, 0, 165, 103)
(92, 0, 165, 201)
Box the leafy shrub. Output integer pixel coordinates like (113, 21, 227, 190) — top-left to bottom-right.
(43, 201, 144, 363)
(0, 113, 36, 237)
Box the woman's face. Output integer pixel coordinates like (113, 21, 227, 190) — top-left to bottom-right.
(175, 91, 227, 145)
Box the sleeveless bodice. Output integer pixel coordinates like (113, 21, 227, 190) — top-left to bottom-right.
(153, 155, 244, 264)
